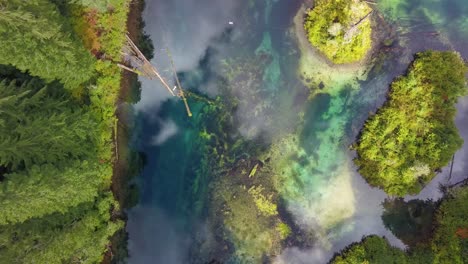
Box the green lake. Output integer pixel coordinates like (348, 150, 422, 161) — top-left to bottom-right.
(126, 0, 468, 263)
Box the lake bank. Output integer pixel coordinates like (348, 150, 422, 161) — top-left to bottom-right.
(107, 0, 148, 262)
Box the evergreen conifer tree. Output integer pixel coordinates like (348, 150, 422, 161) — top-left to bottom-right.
(0, 195, 122, 263)
(0, 79, 98, 169)
(0, 0, 95, 89)
(0, 160, 111, 224)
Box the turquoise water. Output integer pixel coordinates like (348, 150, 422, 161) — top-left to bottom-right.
(127, 0, 468, 263)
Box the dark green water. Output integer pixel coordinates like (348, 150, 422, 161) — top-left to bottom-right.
(127, 0, 468, 263)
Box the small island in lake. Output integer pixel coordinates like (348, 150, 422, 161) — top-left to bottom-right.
(304, 0, 373, 64)
(354, 51, 467, 196)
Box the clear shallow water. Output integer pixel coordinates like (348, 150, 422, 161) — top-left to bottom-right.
(127, 0, 468, 263)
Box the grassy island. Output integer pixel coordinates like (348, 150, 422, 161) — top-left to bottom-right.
(354, 51, 467, 196)
(304, 0, 373, 64)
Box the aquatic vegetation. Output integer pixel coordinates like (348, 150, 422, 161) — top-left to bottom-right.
(294, 5, 367, 97)
(263, 136, 357, 250)
(129, 0, 468, 262)
(354, 51, 467, 196)
(220, 55, 276, 139)
(211, 167, 284, 262)
(198, 96, 286, 261)
(304, 0, 373, 64)
(377, 0, 468, 52)
(248, 185, 278, 217)
(264, 91, 358, 232)
(276, 222, 292, 239)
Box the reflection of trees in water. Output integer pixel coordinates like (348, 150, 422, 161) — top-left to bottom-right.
(381, 198, 436, 247)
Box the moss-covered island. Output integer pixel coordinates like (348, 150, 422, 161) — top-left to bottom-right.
(354, 51, 467, 196)
(304, 0, 373, 64)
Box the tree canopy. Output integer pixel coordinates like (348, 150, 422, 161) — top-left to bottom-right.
(0, 195, 123, 264)
(331, 185, 468, 264)
(0, 79, 98, 169)
(0, 160, 110, 225)
(304, 0, 373, 64)
(354, 51, 467, 196)
(0, 0, 95, 89)
(432, 187, 468, 264)
(0, 0, 131, 261)
(331, 235, 408, 264)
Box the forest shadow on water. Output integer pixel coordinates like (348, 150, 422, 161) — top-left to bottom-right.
(126, 0, 468, 263)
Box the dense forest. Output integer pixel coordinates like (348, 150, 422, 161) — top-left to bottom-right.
(354, 51, 467, 196)
(0, 0, 131, 262)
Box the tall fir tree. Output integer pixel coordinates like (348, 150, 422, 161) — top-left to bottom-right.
(0, 160, 111, 224)
(0, 79, 98, 169)
(0, 0, 95, 89)
(0, 195, 123, 264)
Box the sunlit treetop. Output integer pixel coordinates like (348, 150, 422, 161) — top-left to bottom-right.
(354, 51, 467, 196)
(304, 0, 373, 64)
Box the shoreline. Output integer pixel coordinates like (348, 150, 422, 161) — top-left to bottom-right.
(105, 0, 145, 262)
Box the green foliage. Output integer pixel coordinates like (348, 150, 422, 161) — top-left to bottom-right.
(0, 0, 95, 89)
(332, 185, 468, 263)
(0, 0, 132, 261)
(248, 185, 278, 216)
(97, 0, 130, 58)
(0, 160, 110, 225)
(0, 195, 123, 264)
(0, 80, 98, 169)
(355, 51, 467, 196)
(213, 177, 283, 261)
(68, 0, 110, 11)
(276, 222, 292, 239)
(304, 0, 373, 64)
(331, 236, 408, 264)
(432, 187, 468, 264)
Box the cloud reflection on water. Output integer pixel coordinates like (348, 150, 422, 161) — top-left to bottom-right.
(134, 0, 240, 113)
(128, 0, 468, 263)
